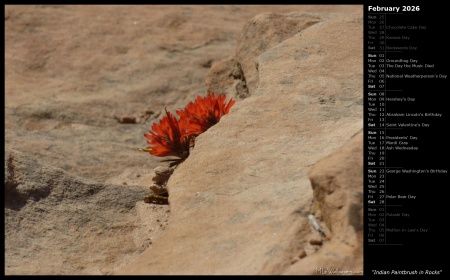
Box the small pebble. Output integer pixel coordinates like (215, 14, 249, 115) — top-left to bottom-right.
(309, 238, 323, 246)
(119, 116, 138, 124)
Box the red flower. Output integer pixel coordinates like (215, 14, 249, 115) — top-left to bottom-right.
(180, 93, 235, 137)
(143, 108, 192, 159)
(141, 93, 235, 166)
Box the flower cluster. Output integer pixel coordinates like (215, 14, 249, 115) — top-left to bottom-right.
(141, 93, 235, 166)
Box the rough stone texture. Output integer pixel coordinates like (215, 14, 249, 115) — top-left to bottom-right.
(205, 12, 334, 99)
(205, 56, 250, 99)
(283, 130, 364, 275)
(118, 9, 363, 275)
(5, 5, 363, 275)
(236, 12, 329, 96)
(4, 148, 168, 275)
(6, 5, 322, 184)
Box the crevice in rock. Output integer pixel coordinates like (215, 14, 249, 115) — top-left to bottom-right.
(159, 38, 226, 53)
(233, 61, 250, 99)
(5, 153, 27, 211)
(143, 166, 174, 205)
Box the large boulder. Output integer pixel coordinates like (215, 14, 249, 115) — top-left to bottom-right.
(118, 9, 363, 275)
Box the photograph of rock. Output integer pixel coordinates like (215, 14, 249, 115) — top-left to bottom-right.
(5, 5, 363, 275)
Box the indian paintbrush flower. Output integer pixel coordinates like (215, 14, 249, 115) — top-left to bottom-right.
(180, 93, 235, 137)
(141, 93, 235, 166)
(142, 108, 192, 160)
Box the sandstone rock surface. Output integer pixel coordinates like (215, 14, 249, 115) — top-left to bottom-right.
(118, 9, 363, 275)
(4, 148, 161, 275)
(6, 5, 352, 183)
(5, 5, 363, 275)
(284, 130, 364, 275)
